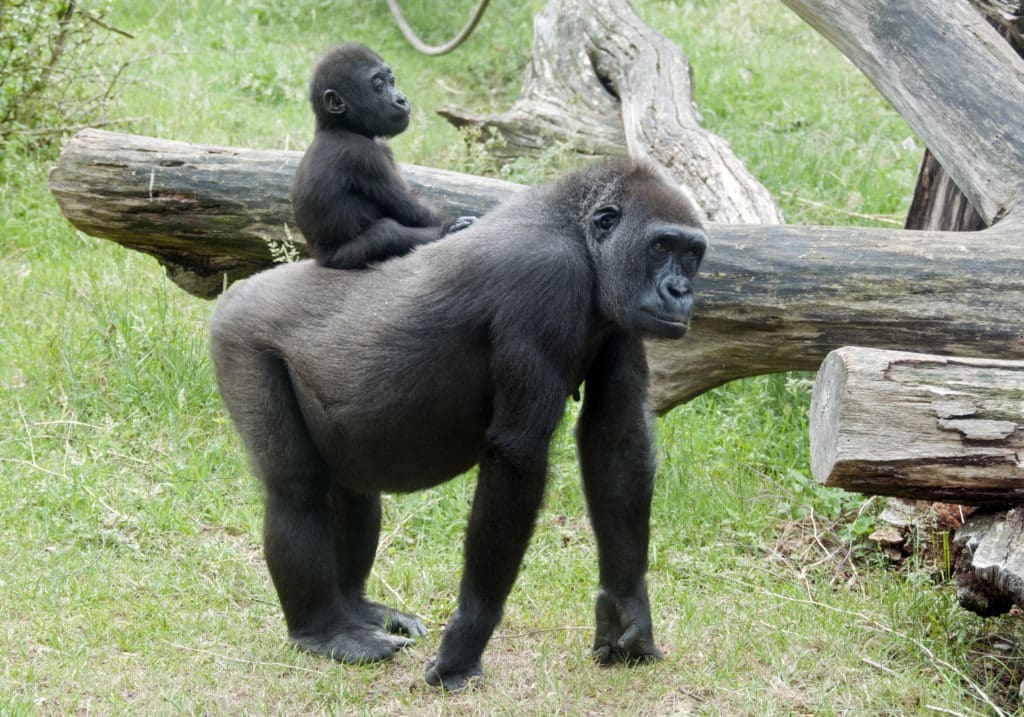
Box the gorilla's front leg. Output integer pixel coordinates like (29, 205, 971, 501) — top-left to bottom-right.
(577, 332, 663, 667)
(424, 441, 550, 691)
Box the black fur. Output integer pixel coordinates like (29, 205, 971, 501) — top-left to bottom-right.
(211, 158, 708, 690)
(291, 43, 464, 268)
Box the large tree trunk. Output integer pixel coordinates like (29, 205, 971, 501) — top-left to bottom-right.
(438, 0, 784, 225)
(810, 347, 1024, 506)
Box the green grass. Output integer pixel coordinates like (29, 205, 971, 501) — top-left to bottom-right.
(2, 0, 1022, 714)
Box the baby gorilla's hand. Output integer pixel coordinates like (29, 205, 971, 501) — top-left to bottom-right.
(444, 216, 478, 235)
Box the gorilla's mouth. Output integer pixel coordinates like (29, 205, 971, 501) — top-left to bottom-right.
(642, 309, 690, 336)
(646, 306, 689, 325)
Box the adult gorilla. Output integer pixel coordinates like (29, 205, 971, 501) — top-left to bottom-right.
(210, 158, 708, 691)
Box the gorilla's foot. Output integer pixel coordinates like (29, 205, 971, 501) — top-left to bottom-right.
(357, 600, 427, 638)
(291, 624, 414, 664)
(424, 656, 484, 692)
(591, 587, 664, 666)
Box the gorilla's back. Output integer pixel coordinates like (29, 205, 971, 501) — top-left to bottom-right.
(210, 256, 496, 493)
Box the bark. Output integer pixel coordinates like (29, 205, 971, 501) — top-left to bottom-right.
(437, 0, 784, 225)
(954, 509, 1024, 616)
(780, 0, 1024, 226)
(809, 347, 1024, 506)
(972, 0, 1023, 53)
(905, 149, 987, 231)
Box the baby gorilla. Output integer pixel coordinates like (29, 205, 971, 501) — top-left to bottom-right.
(211, 158, 707, 690)
(291, 43, 471, 268)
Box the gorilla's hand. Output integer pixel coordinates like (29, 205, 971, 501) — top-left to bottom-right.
(592, 586, 663, 665)
(444, 216, 478, 235)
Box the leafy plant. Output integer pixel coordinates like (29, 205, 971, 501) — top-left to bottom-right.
(0, 0, 129, 151)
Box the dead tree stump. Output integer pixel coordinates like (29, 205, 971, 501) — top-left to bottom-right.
(438, 0, 784, 225)
(955, 510, 1024, 616)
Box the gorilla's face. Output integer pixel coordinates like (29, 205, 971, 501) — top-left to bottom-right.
(311, 43, 411, 138)
(586, 171, 707, 339)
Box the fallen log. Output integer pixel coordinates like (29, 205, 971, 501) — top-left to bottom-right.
(47, 129, 521, 299)
(809, 347, 1024, 506)
(49, 130, 1024, 410)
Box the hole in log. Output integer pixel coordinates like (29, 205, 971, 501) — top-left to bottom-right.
(588, 49, 620, 101)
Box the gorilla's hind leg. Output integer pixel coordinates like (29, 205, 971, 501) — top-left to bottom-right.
(216, 349, 416, 663)
(330, 488, 427, 640)
(263, 491, 415, 664)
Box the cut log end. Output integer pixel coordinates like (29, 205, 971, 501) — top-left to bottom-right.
(809, 347, 1024, 507)
(809, 349, 847, 487)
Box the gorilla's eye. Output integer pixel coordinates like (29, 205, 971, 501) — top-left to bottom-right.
(652, 240, 668, 253)
(592, 206, 620, 233)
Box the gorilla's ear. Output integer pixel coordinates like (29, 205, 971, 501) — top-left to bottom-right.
(591, 205, 620, 239)
(322, 89, 346, 115)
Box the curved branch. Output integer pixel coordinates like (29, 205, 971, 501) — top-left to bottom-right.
(386, 0, 491, 56)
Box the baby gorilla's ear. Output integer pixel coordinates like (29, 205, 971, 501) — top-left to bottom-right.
(322, 89, 346, 115)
